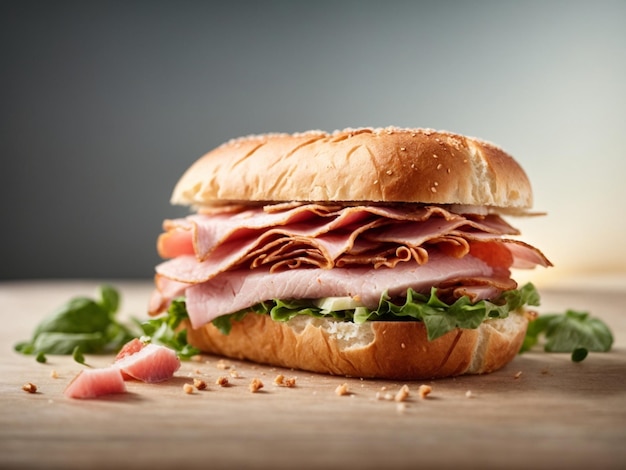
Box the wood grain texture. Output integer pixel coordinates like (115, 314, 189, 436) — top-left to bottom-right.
(1, 280, 625, 469)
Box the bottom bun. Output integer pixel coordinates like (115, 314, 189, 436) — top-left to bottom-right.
(185, 313, 529, 380)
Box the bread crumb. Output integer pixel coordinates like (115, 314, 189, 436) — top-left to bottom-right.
(541, 368, 550, 375)
(335, 383, 350, 396)
(22, 382, 37, 393)
(274, 374, 296, 387)
(229, 369, 240, 378)
(418, 384, 432, 399)
(249, 378, 264, 393)
(216, 376, 230, 387)
(375, 392, 391, 400)
(183, 383, 194, 394)
(193, 378, 207, 390)
(394, 385, 410, 402)
(216, 360, 230, 370)
(50, 370, 59, 379)
(465, 390, 473, 398)
(514, 371, 523, 379)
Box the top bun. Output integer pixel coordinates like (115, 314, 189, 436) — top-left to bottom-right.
(171, 127, 533, 211)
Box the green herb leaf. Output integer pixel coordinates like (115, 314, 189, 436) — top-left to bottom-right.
(571, 348, 588, 362)
(521, 309, 613, 361)
(14, 285, 137, 362)
(72, 345, 88, 366)
(98, 284, 120, 315)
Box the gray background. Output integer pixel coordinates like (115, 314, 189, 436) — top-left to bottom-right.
(2, 0, 625, 282)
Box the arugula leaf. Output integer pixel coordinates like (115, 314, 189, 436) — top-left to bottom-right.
(14, 285, 136, 362)
(520, 309, 613, 361)
(208, 283, 541, 341)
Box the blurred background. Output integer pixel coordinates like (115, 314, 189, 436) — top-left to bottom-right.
(2, 0, 625, 287)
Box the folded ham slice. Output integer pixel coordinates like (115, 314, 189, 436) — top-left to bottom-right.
(184, 251, 510, 329)
(150, 203, 551, 323)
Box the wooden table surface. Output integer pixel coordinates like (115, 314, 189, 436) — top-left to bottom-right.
(1, 279, 625, 469)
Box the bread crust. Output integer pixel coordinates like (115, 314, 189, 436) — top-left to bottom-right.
(185, 312, 528, 380)
(171, 127, 532, 211)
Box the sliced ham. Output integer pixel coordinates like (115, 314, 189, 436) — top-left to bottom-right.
(114, 343, 181, 383)
(184, 252, 503, 328)
(64, 367, 127, 399)
(150, 203, 552, 324)
(158, 204, 519, 263)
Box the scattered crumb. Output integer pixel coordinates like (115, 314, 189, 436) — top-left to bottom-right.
(22, 382, 37, 394)
(191, 355, 204, 362)
(465, 390, 473, 398)
(514, 371, 523, 379)
(394, 385, 410, 402)
(396, 402, 407, 414)
(335, 383, 350, 396)
(229, 369, 240, 378)
(274, 374, 297, 388)
(418, 384, 432, 399)
(194, 368, 202, 375)
(216, 376, 230, 387)
(183, 383, 194, 394)
(376, 391, 394, 401)
(50, 370, 59, 379)
(216, 360, 230, 370)
(193, 378, 207, 390)
(541, 368, 550, 375)
(249, 378, 264, 393)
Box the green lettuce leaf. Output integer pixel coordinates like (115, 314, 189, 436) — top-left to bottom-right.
(206, 283, 541, 341)
(137, 297, 201, 360)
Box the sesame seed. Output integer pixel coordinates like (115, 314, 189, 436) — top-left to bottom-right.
(436, 163, 442, 170)
(430, 187, 437, 193)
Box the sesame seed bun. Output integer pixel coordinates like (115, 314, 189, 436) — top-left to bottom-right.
(171, 127, 533, 213)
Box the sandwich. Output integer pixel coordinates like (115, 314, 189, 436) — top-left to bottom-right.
(149, 127, 551, 379)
